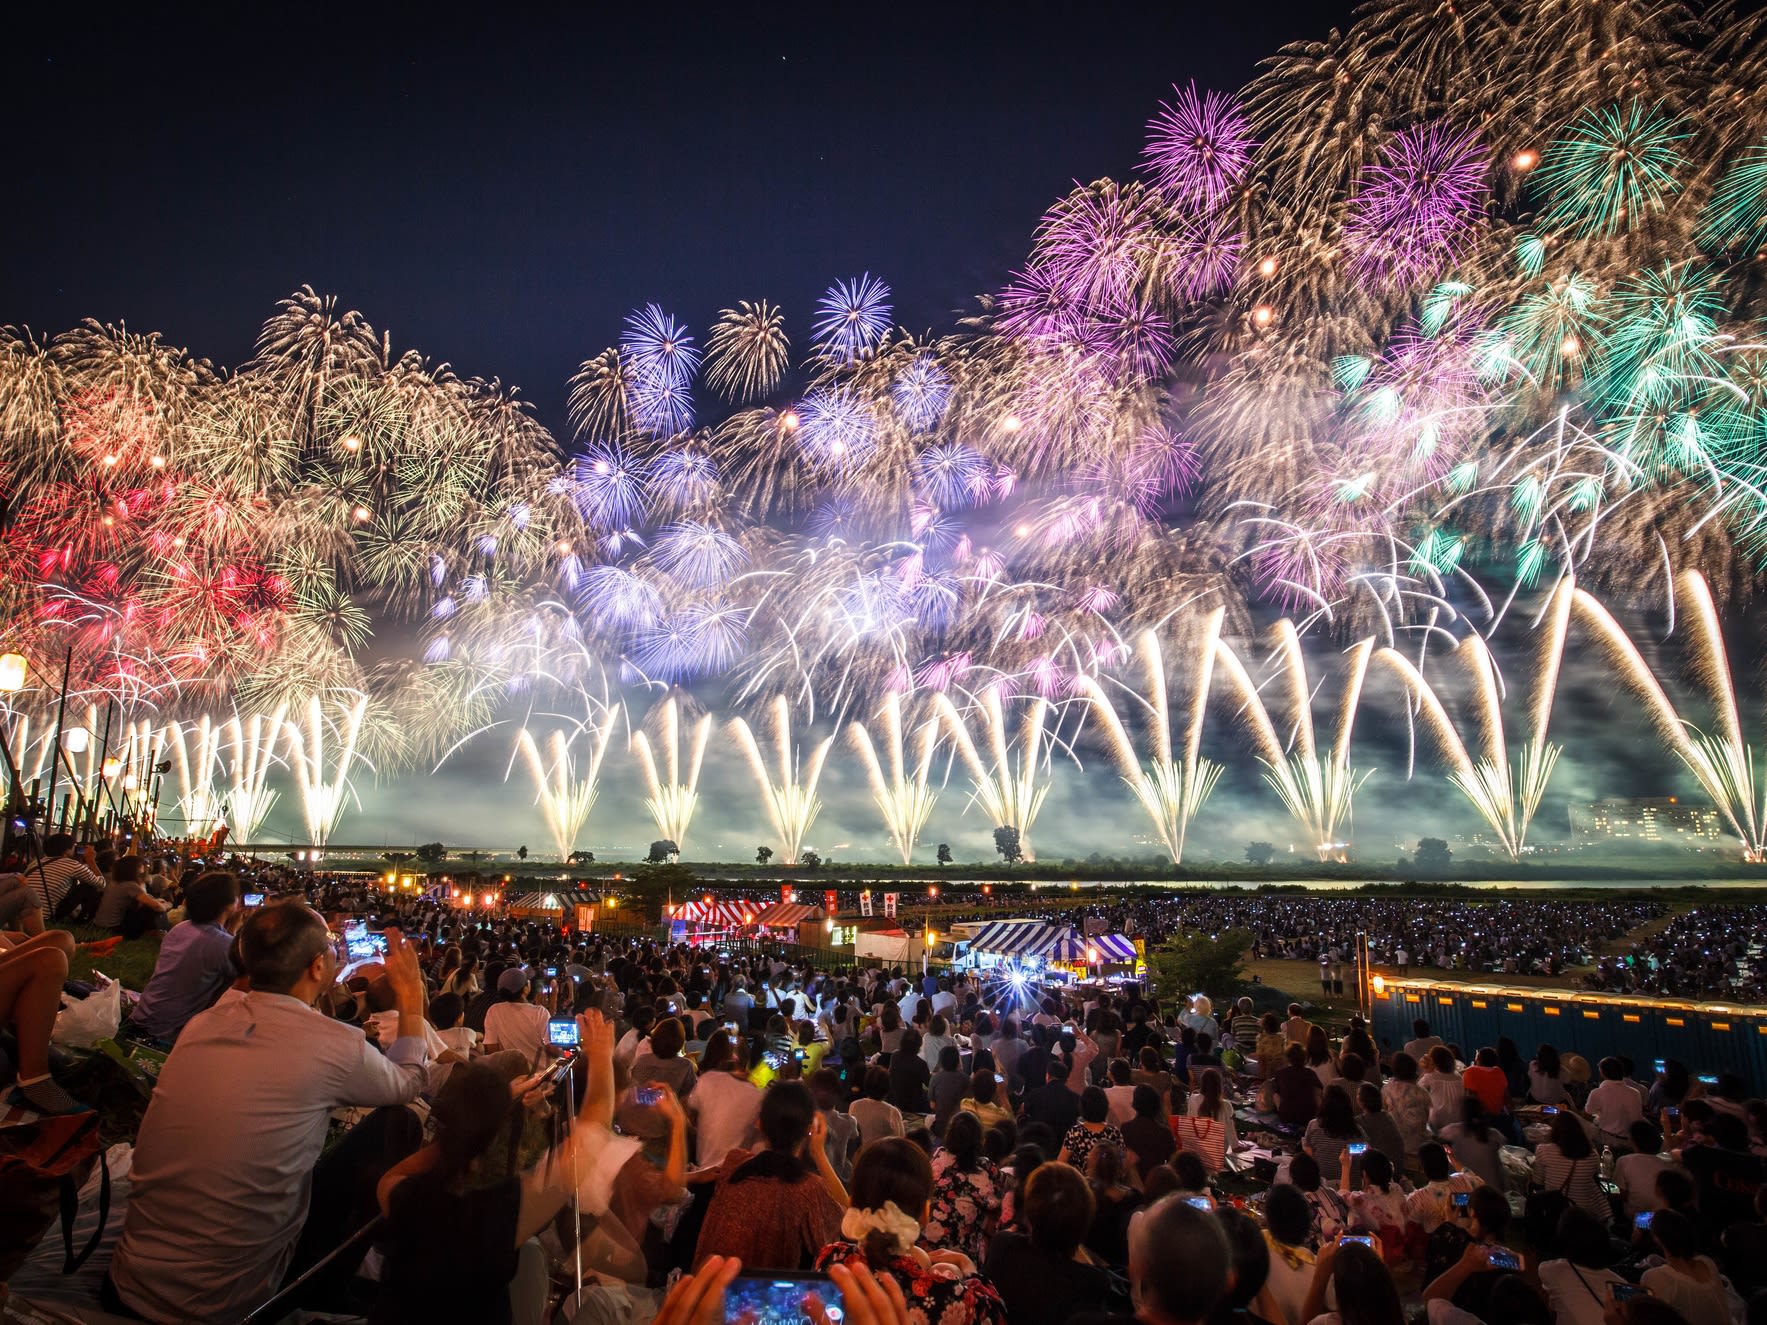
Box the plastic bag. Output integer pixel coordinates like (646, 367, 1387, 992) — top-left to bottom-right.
(51, 974, 121, 1049)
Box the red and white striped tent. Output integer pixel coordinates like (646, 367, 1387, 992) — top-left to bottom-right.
(751, 902, 823, 929)
(677, 900, 751, 929)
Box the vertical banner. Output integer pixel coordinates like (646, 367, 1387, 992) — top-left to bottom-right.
(824, 889, 838, 915)
(883, 892, 898, 918)
(860, 890, 874, 917)
(781, 883, 793, 904)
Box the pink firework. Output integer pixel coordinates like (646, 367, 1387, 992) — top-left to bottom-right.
(1163, 209, 1242, 301)
(1345, 124, 1490, 288)
(1032, 182, 1162, 310)
(1141, 83, 1256, 211)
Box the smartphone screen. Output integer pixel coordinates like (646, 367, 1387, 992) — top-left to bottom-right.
(1634, 1211, 1654, 1230)
(243, 893, 265, 908)
(1452, 1192, 1471, 1209)
(1347, 1142, 1368, 1155)
(635, 1085, 662, 1106)
(1339, 1235, 1376, 1247)
(1611, 1284, 1642, 1303)
(545, 966, 558, 977)
(725, 1274, 841, 1325)
(1540, 1105, 1559, 1116)
(1184, 1195, 1212, 1210)
(548, 1018, 581, 1047)
(1487, 1249, 1521, 1271)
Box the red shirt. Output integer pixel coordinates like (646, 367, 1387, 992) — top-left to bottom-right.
(1462, 1064, 1508, 1114)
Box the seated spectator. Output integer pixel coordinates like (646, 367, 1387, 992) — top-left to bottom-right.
(26, 834, 105, 922)
(0, 929, 86, 1114)
(1171, 1151, 1214, 1208)
(1287, 1152, 1350, 1248)
(1529, 1043, 1571, 1107)
(1420, 1186, 1520, 1321)
(94, 854, 171, 937)
(1254, 1013, 1286, 1080)
(1132, 1044, 1176, 1107)
(1403, 1142, 1480, 1236)
(1381, 1052, 1431, 1163)
(1615, 1119, 1671, 1222)
(921, 1111, 1003, 1263)
(694, 1080, 846, 1271)
(1299, 1237, 1405, 1325)
(1343, 1148, 1407, 1248)
(811, 1067, 860, 1185)
(633, 1015, 698, 1097)
(1172, 1067, 1234, 1175)
(929, 1044, 968, 1137)
(428, 991, 479, 1060)
(1262, 1182, 1319, 1325)
(482, 967, 549, 1069)
(1061, 1085, 1127, 1169)
(1438, 1096, 1506, 1193)
(687, 1029, 763, 1167)
(1681, 1110, 1765, 1237)
(1272, 1042, 1323, 1127)
(108, 907, 434, 1322)
(1213, 1202, 1283, 1323)
(815, 1136, 1007, 1325)
(1304, 1084, 1367, 1184)
(0, 867, 46, 936)
(1022, 1057, 1081, 1138)
(853, 1065, 908, 1147)
(1588, 1055, 1647, 1150)
(1419, 1045, 1466, 1133)
(1104, 1057, 1138, 1126)
(125, 869, 240, 1043)
(1082, 1143, 1142, 1269)
(1122, 1083, 1177, 1177)
(983, 1162, 1113, 1325)
(1461, 1045, 1511, 1119)
(1355, 1082, 1407, 1173)
(963, 1067, 1015, 1131)
(371, 1019, 636, 1325)
(889, 1026, 931, 1111)
(1641, 1208, 1736, 1325)
(1536, 1207, 1630, 1325)
(1534, 1108, 1611, 1222)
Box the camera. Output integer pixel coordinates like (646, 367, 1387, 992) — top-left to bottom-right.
(548, 1018, 581, 1047)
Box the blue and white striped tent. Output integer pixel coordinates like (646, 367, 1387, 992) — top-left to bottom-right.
(964, 921, 1138, 965)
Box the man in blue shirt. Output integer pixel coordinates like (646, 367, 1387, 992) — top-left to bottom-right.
(128, 870, 242, 1042)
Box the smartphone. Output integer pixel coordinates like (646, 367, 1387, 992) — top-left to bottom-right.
(635, 1085, 663, 1106)
(724, 1021, 740, 1035)
(545, 966, 558, 978)
(1452, 1192, 1471, 1210)
(1347, 1142, 1368, 1155)
(1541, 1105, 1559, 1116)
(548, 1018, 581, 1047)
(1697, 1074, 1719, 1086)
(345, 928, 388, 961)
(725, 1274, 841, 1325)
(1184, 1195, 1212, 1210)
(1339, 1234, 1377, 1248)
(243, 893, 265, 908)
(1486, 1248, 1522, 1271)
(995, 1073, 1005, 1083)
(1653, 1059, 1666, 1075)
(1665, 1106, 1681, 1120)
(1611, 1284, 1642, 1304)
(1634, 1211, 1655, 1230)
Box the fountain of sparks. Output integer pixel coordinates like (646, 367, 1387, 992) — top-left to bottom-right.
(848, 691, 940, 864)
(1079, 613, 1224, 864)
(934, 683, 1057, 862)
(630, 694, 711, 851)
(731, 694, 834, 865)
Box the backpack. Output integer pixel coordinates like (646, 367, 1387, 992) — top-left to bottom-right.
(0, 1108, 110, 1279)
(1524, 1158, 1584, 1256)
(1423, 1219, 1472, 1286)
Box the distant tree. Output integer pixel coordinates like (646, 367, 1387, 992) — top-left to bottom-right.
(517, 844, 529, 862)
(415, 842, 447, 864)
(647, 839, 680, 864)
(381, 850, 414, 865)
(1245, 841, 1276, 866)
(936, 843, 952, 867)
(1414, 837, 1453, 870)
(756, 846, 773, 865)
(1153, 927, 1253, 998)
(567, 849, 595, 865)
(993, 826, 1024, 867)
(799, 849, 822, 870)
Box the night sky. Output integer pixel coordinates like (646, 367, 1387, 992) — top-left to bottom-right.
(5, 3, 1353, 436)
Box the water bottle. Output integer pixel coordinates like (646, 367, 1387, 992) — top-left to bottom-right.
(1600, 1145, 1614, 1181)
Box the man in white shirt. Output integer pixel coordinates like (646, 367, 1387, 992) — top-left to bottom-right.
(688, 1041, 763, 1167)
(109, 904, 432, 1324)
(722, 977, 754, 1023)
(483, 967, 551, 1069)
(1614, 1120, 1671, 1221)
(1585, 1056, 1646, 1149)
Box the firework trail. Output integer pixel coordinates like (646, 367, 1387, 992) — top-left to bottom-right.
(730, 695, 834, 865)
(280, 694, 367, 848)
(513, 701, 619, 860)
(629, 694, 711, 850)
(1078, 619, 1223, 864)
(935, 683, 1057, 861)
(166, 715, 226, 836)
(224, 709, 284, 839)
(848, 691, 940, 864)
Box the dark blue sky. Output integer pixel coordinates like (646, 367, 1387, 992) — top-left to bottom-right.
(5, 2, 1353, 435)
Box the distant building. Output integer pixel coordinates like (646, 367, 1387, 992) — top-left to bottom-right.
(1569, 796, 1723, 846)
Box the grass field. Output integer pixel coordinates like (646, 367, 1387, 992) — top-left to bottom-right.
(64, 925, 162, 990)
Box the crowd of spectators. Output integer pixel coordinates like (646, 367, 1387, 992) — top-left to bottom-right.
(5, 860, 1767, 1325)
(1584, 906, 1767, 1003)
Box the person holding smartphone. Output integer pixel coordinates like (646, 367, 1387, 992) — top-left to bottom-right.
(482, 967, 550, 1071)
(1298, 1237, 1406, 1325)
(1536, 1208, 1632, 1325)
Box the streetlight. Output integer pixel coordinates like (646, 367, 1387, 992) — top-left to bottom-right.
(102, 756, 123, 780)
(63, 727, 90, 755)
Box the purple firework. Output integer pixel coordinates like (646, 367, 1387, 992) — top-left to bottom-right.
(1345, 124, 1490, 288)
(891, 355, 952, 431)
(996, 263, 1085, 345)
(1131, 424, 1201, 497)
(912, 442, 990, 510)
(1102, 294, 1176, 382)
(1142, 83, 1255, 211)
(1165, 209, 1242, 301)
(649, 447, 721, 507)
(621, 304, 699, 435)
(576, 564, 664, 631)
(813, 274, 892, 362)
(1032, 183, 1161, 310)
